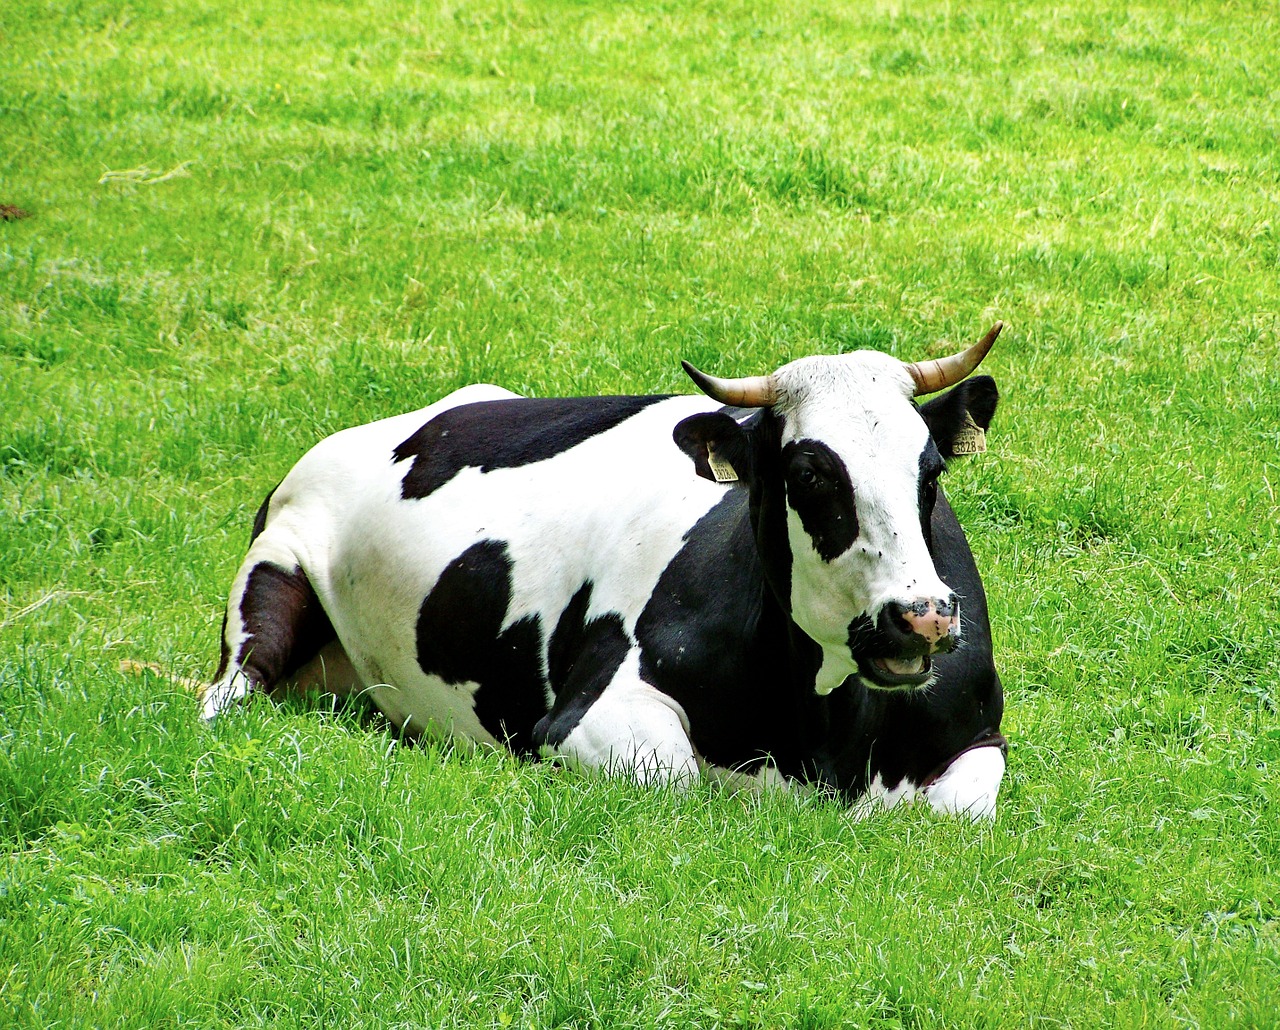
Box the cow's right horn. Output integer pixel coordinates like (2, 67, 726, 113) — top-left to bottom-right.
(905, 322, 1003, 396)
(681, 361, 779, 407)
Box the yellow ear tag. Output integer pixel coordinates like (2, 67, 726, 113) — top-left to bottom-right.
(706, 442, 739, 483)
(952, 415, 987, 456)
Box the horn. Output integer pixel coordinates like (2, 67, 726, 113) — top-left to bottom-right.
(905, 321, 1003, 396)
(681, 360, 779, 407)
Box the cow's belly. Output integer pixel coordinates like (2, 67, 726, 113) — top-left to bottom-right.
(364, 677, 500, 745)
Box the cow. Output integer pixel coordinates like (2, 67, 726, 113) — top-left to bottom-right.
(202, 324, 1008, 818)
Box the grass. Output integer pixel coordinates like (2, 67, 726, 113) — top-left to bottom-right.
(2, 0, 1279, 1025)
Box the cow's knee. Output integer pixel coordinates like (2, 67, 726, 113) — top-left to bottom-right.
(539, 682, 698, 788)
(922, 745, 1006, 820)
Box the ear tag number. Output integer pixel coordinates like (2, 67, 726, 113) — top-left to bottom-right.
(952, 415, 987, 456)
(706, 442, 739, 483)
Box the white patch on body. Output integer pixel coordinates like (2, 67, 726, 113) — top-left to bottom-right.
(551, 651, 698, 786)
(208, 385, 729, 768)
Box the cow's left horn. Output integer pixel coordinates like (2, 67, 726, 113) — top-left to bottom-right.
(681, 361, 779, 407)
(905, 322, 1003, 396)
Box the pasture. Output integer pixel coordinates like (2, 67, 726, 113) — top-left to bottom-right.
(2, 0, 1278, 1025)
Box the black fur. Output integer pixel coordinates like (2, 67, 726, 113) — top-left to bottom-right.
(532, 583, 631, 749)
(918, 376, 999, 460)
(414, 540, 549, 752)
(235, 562, 337, 688)
(395, 396, 668, 500)
(782, 439, 859, 563)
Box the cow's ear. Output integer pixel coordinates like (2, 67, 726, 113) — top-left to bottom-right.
(918, 375, 999, 460)
(673, 411, 752, 484)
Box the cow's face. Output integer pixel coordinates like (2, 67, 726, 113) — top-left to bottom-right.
(675, 327, 1000, 694)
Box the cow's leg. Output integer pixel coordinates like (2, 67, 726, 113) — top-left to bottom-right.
(203, 529, 342, 720)
(922, 745, 1006, 821)
(535, 656, 698, 787)
(850, 744, 1006, 821)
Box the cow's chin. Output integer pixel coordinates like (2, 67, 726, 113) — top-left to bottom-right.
(857, 654, 934, 690)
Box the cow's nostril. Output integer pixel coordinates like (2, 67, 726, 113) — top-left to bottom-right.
(882, 596, 961, 654)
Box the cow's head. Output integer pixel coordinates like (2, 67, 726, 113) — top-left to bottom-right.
(674, 324, 1001, 695)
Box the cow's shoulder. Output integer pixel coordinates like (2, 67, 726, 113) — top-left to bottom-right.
(634, 489, 803, 768)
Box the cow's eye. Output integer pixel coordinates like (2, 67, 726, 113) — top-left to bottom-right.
(797, 468, 817, 486)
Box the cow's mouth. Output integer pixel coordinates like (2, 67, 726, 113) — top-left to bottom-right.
(860, 654, 933, 689)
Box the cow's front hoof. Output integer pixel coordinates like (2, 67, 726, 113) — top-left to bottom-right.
(923, 745, 1006, 820)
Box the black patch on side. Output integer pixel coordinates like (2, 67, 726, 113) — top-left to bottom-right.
(782, 439, 858, 562)
(634, 490, 796, 770)
(415, 539, 548, 752)
(236, 563, 337, 688)
(819, 489, 1004, 801)
(531, 583, 631, 749)
(918, 376, 999, 460)
(249, 485, 278, 543)
(394, 395, 669, 500)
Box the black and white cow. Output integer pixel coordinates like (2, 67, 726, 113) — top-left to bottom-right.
(204, 325, 1007, 817)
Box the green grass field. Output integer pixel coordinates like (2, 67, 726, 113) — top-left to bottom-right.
(3, 0, 1279, 1025)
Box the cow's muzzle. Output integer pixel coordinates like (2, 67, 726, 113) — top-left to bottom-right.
(858, 596, 960, 688)
(886, 595, 961, 652)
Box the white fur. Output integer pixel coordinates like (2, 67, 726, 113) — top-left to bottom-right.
(923, 746, 1005, 820)
(207, 387, 728, 771)
(551, 652, 699, 787)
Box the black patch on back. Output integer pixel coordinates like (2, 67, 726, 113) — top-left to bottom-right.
(236, 563, 337, 688)
(531, 583, 631, 749)
(782, 439, 858, 562)
(414, 539, 548, 752)
(393, 395, 669, 500)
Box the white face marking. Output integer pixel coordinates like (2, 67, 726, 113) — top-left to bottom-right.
(773, 352, 952, 673)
